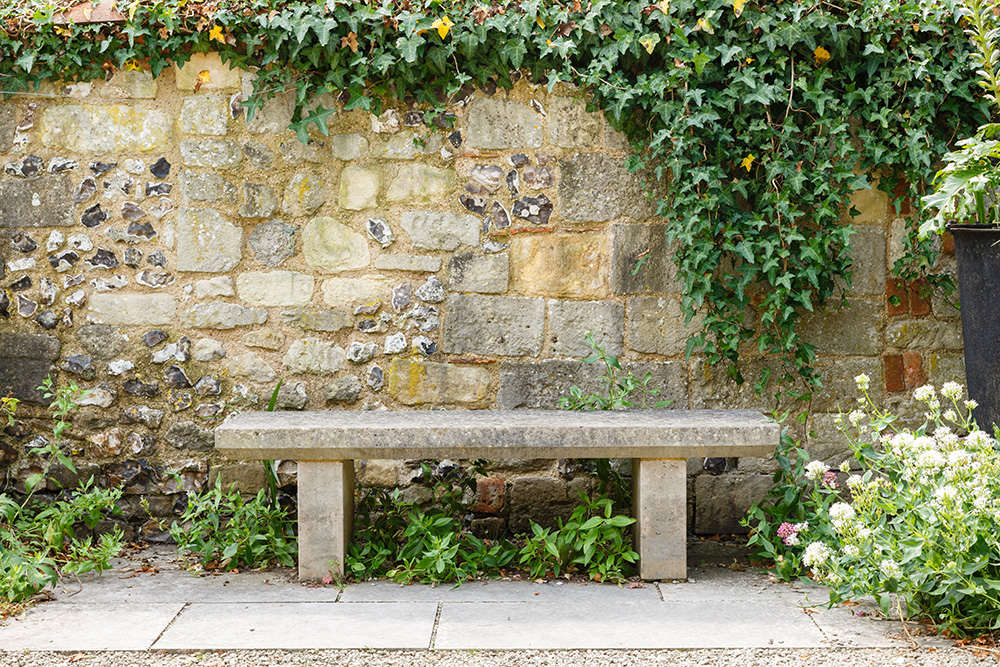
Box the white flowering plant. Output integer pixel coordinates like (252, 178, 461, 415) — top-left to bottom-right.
(811, 378, 1000, 638)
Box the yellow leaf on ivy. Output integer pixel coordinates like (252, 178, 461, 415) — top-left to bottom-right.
(536, 15, 546, 28)
(741, 153, 755, 171)
(656, 0, 670, 14)
(814, 46, 831, 64)
(639, 33, 660, 54)
(695, 17, 714, 34)
(733, 0, 746, 18)
(432, 16, 454, 39)
(124, 59, 143, 72)
(197, 70, 212, 85)
(209, 25, 225, 44)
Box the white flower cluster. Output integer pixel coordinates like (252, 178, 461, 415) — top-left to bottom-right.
(941, 382, 964, 400)
(879, 558, 902, 580)
(804, 460, 828, 481)
(855, 373, 870, 392)
(802, 541, 831, 567)
(829, 502, 857, 532)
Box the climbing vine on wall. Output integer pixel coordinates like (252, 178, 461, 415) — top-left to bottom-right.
(0, 0, 986, 397)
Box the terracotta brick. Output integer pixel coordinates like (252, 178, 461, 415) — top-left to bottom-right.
(471, 477, 505, 514)
(902, 351, 927, 389)
(886, 279, 908, 316)
(908, 280, 931, 317)
(892, 178, 912, 216)
(884, 354, 905, 392)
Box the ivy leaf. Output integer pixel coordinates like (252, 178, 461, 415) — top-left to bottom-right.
(638, 33, 660, 54)
(397, 33, 426, 63)
(733, 0, 746, 18)
(341, 31, 358, 53)
(209, 25, 225, 44)
(431, 16, 454, 39)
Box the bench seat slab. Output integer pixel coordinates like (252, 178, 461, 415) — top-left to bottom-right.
(298, 460, 354, 580)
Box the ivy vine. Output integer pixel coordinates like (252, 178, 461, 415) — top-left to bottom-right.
(0, 0, 986, 398)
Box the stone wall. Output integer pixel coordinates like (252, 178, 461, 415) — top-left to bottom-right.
(0, 54, 966, 540)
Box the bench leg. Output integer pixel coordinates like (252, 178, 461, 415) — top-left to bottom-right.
(297, 460, 354, 580)
(633, 458, 687, 580)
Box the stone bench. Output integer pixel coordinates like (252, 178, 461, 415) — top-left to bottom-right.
(215, 409, 778, 581)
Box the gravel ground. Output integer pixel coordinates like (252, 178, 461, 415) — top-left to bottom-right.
(0, 649, 998, 667)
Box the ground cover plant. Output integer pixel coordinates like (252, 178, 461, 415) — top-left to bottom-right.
(0, 381, 125, 609)
(0, 0, 987, 397)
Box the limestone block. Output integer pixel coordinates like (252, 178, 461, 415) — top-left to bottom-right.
(694, 473, 774, 535)
(174, 52, 242, 91)
(547, 300, 624, 357)
(448, 253, 509, 293)
(511, 235, 607, 299)
(810, 357, 883, 413)
(41, 105, 172, 154)
(886, 319, 963, 350)
(508, 477, 590, 532)
(338, 166, 380, 210)
(0, 103, 14, 153)
(242, 330, 286, 350)
(213, 463, 267, 494)
(925, 352, 966, 386)
(386, 164, 454, 203)
(331, 133, 368, 160)
(240, 183, 279, 218)
(373, 254, 442, 272)
(400, 211, 479, 251)
(77, 325, 130, 360)
(179, 170, 236, 203)
(846, 187, 889, 225)
(236, 271, 315, 307)
(86, 293, 176, 326)
(222, 353, 277, 384)
(284, 309, 352, 332)
(799, 299, 882, 356)
(283, 338, 347, 375)
(181, 303, 268, 329)
(626, 296, 699, 356)
(0, 333, 60, 405)
(497, 359, 687, 410)
(442, 294, 545, 356)
(283, 173, 327, 216)
(176, 209, 242, 272)
(559, 153, 656, 223)
(321, 277, 393, 308)
(610, 223, 681, 294)
(547, 96, 602, 149)
(195, 276, 235, 298)
(0, 174, 74, 227)
(180, 140, 242, 170)
(248, 219, 297, 267)
(386, 358, 491, 406)
(845, 225, 885, 297)
(371, 132, 441, 160)
(246, 92, 295, 134)
(104, 69, 158, 99)
(192, 338, 226, 362)
(357, 460, 399, 487)
(179, 97, 229, 135)
(466, 97, 544, 149)
(303, 217, 370, 272)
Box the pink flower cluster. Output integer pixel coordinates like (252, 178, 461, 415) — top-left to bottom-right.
(823, 471, 838, 488)
(777, 522, 803, 546)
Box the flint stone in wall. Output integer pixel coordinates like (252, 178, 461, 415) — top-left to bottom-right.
(322, 277, 393, 309)
(248, 220, 296, 267)
(0, 103, 14, 152)
(176, 209, 242, 272)
(386, 164, 454, 203)
(373, 254, 442, 273)
(222, 353, 277, 384)
(694, 474, 774, 535)
(547, 300, 624, 358)
(386, 358, 491, 407)
(886, 319, 963, 350)
(179, 97, 229, 136)
(466, 98, 544, 149)
(283, 173, 327, 216)
(181, 303, 267, 329)
(497, 359, 687, 410)
(331, 133, 368, 160)
(77, 324, 131, 361)
(283, 338, 346, 375)
(610, 223, 680, 294)
(236, 271, 314, 307)
(511, 235, 607, 299)
(303, 217, 370, 272)
(164, 421, 214, 452)
(447, 253, 509, 294)
(400, 211, 479, 251)
(180, 140, 242, 170)
(442, 294, 545, 357)
(558, 153, 656, 223)
(626, 296, 700, 357)
(799, 299, 883, 356)
(338, 166, 380, 210)
(86, 293, 176, 326)
(275, 381, 309, 410)
(0, 174, 74, 227)
(546, 96, 602, 149)
(179, 171, 237, 203)
(41, 105, 172, 154)
(0, 333, 60, 405)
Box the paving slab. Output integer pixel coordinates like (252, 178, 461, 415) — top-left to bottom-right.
(340, 579, 660, 603)
(433, 599, 828, 649)
(657, 565, 788, 602)
(0, 603, 183, 651)
(152, 602, 438, 650)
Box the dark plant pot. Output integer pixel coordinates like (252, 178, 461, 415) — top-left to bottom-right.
(947, 224, 1000, 430)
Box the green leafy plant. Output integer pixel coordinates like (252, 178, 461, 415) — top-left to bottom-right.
(518, 493, 638, 584)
